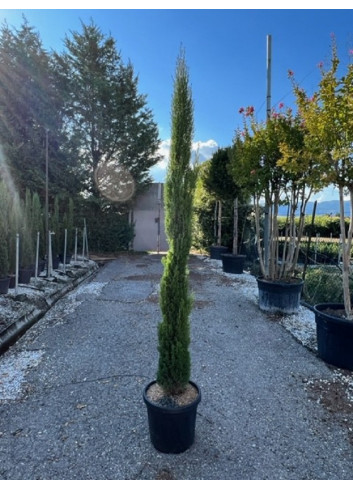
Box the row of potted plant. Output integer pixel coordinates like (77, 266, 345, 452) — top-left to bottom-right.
(207, 40, 353, 373)
(0, 184, 77, 293)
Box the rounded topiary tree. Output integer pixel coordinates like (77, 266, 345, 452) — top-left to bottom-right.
(157, 51, 198, 396)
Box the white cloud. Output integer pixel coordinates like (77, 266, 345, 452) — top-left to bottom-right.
(310, 184, 340, 203)
(150, 138, 219, 182)
(192, 139, 219, 163)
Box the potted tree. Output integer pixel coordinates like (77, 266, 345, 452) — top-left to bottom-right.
(143, 51, 201, 454)
(0, 181, 10, 294)
(19, 189, 35, 284)
(233, 104, 323, 314)
(0, 197, 10, 294)
(291, 41, 353, 370)
(205, 147, 248, 272)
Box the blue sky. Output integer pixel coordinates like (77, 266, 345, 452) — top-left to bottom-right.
(1, 6, 353, 200)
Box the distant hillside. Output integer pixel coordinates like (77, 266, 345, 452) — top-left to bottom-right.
(278, 200, 350, 217)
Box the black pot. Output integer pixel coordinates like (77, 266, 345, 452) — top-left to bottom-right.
(314, 303, 353, 371)
(52, 256, 60, 270)
(257, 277, 303, 314)
(209, 245, 228, 260)
(221, 254, 246, 274)
(8, 274, 16, 289)
(143, 381, 201, 454)
(39, 259, 46, 272)
(0, 276, 10, 294)
(59, 253, 72, 265)
(19, 267, 34, 284)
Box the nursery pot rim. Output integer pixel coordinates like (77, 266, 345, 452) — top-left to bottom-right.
(257, 276, 304, 285)
(313, 303, 353, 326)
(220, 253, 246, 258)
(143, 380, 201, 414)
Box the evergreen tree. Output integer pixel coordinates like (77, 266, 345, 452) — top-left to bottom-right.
(0, 181, 9, 277)
(53, 21, 161, 199)
(157, 52, 197, 396)
(32, 192, 45, 258)
(0, 18, 77, 199)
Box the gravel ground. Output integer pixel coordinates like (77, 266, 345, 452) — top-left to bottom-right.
(0, 253, 352, 480)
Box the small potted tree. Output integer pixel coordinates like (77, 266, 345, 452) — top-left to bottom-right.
(232, 104, 323, 313)
(19, 189, 35, 284)
(143, 51, 201, 454)
(291, 40, 353, 370)
(0, 181, 10, 294)
(0, 216, 10, 294)
(205, 146, 248, 272)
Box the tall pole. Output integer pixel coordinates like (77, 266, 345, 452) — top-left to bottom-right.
(45, 128, 49, 277)
(264, 34, 272, 275)
(266, 34, 272, 121)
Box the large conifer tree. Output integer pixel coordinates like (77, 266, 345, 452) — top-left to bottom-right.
(53, 21, 160, 198)
(0, 19, 76, 198)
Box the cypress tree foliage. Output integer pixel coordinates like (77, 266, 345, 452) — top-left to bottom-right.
(0, 19, 77, 199)
(53, 20, 161, 199)
(32, 192, 45, 258)
(20, 188, 35, 268)
(0, 182, 9, 277)
(157, 52, 198, 396)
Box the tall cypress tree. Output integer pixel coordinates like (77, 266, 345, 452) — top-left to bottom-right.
(157, 51, 198, 396)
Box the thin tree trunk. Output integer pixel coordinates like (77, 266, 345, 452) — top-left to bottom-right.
(254, 195, 266, 277)
(233, 197, 238, 255)
(217, 200, 222, 246)
(339, 185, 352, 319)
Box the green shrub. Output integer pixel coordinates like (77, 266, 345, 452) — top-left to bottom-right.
(302, 267, 347, 305)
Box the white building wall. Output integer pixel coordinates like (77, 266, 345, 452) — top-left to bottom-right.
(132, 183, 168, 252)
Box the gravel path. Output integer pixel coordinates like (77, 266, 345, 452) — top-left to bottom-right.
(0, 253, 352, 480)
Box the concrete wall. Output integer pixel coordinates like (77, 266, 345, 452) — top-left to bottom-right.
(132, 183, 168, 252)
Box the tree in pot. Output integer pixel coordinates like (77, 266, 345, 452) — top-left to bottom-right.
(0, 183, 10, 294)
(233, 104, 323, 314)
(204, 146, 250, 272)
(291, 40, 353, 369)
(19, 189, 36, 284)
(143, 51, 201, 454)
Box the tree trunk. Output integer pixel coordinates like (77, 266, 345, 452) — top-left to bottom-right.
(233, 198, 238, 255)
(217, 200, 222, 246)
(339, 185, 353, 319)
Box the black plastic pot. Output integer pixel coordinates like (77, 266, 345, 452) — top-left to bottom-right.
(0, 276, 10, 294)
(257, 277, 303, 314)
(221, 254, 246, 274)
(143, 381, 201, 454)
(59, 253, 72, 265)
(8, 275, 16, 289)
(19, 267, 34, 284)
(52, 256, 60, 270)
(314, 303, 353, 371)
(209, 245, 228, 260)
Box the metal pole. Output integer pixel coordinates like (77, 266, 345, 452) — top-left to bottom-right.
(45, 128, 49, 277)
(48, 231, 53, 278)
(264, 34, 272, 275)
(63, 229, 67, 273)
(82, 221, 86, 260)
(15, 233, 19, 295)
(266, 34, 272, 121)
(157, 183, 161, 254)
(74, 227, 78, 262)
(35, 231, 40, 279)
(85, 220, 89, 260)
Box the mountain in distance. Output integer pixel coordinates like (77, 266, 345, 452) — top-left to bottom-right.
(278, 200, 350, 217)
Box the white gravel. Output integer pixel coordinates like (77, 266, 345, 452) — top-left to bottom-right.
(0, 350, 44, 401)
